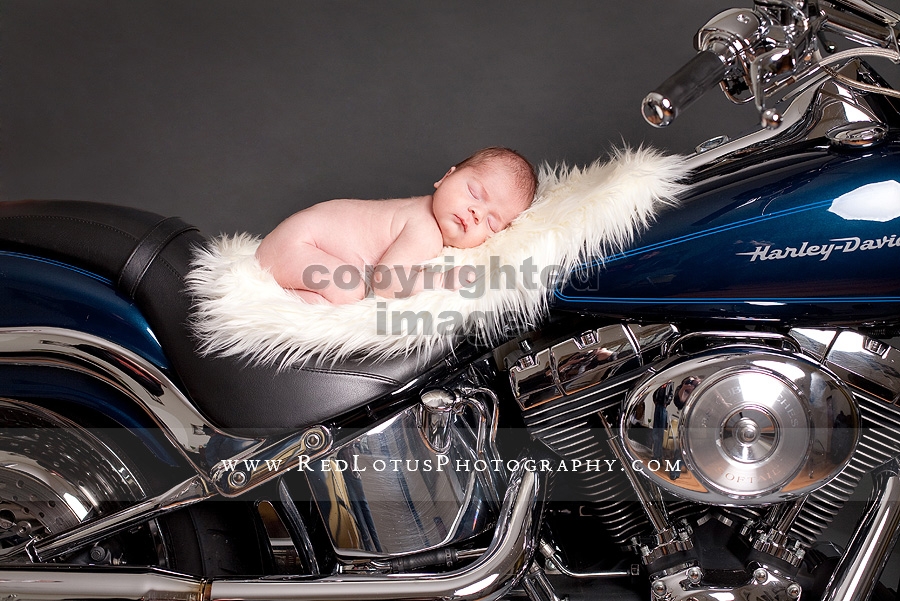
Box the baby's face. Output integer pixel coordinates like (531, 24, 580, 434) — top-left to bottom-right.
(432, 162, 529, 249)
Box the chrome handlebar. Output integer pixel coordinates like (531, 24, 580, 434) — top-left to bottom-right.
(641, 51, 730, 127)
(643, 0, 900, 129)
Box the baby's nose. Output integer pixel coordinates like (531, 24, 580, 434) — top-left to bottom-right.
(469, 206, 482, 223)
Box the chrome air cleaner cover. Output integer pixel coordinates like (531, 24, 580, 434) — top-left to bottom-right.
(621, 346, 859, 505)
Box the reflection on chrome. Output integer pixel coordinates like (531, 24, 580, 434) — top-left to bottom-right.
(0, 458, 546, 601)
(622, 341, 859, 505)
(0, 327, 260, 476)
(0, 327, 336, 498)
(649, 562, 803, 601)
(0, 327, 336, 560)
(305, 389, 503, 558)
(822, 463, 900, 601)
(0, 400, 146, 558)
(510, 323, 678, 411)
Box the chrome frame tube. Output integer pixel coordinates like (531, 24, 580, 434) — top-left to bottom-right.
(540, 537, 634, 579)
(0, 327, 260, 474)
(0, 475, 212, 563)
(0, 328, 334, 498)
(0, 457, 545, 601)
(821, 464, 900, 601)
(0, 327, 336, 562)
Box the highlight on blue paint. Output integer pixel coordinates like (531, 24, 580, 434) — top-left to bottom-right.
(581, 198, 835, 270)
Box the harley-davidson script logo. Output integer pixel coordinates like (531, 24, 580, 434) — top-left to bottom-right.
(737, 235, 900, 262)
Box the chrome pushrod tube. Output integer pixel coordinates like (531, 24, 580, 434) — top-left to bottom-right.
(0, 458, 545, 601)
(821, 465, 900, 601)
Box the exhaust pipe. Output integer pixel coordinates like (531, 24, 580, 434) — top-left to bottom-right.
(0, 459, 545, 601)
(821, 463, 900, 601)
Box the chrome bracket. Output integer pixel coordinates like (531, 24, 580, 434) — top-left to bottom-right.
(634, 523, 695, 566)
(649, 562, 801, 601)
(741, 497, 809, 567)
(209, 425, 333, 497)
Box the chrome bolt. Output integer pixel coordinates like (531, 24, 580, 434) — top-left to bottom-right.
(228, 470, 248, 488)
(787, 583, 802, 599)
(305, 429, 325, 450)
(687, 566, 703, 584)
(753, 568, 768, 583)
(15, 521, 30, 536)
(651, 579, 667, 597)
(761, 108, 783, 130)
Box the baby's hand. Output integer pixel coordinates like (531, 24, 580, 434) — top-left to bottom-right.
(440, 265, 479, 291)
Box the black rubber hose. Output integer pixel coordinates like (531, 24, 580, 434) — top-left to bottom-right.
(390, 548, 458, 572)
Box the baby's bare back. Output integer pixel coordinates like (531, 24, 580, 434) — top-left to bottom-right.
(256, 197, 444, 304)
(301, 198, 403, 265)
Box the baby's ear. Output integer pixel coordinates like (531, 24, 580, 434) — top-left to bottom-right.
(434, 166, 456, 188)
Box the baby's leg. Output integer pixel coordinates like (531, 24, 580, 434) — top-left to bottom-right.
(266, 242, 366, 305)
(291, 289, 332, 305)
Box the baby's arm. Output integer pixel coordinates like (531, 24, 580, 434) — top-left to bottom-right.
(371, 225, 445, 299)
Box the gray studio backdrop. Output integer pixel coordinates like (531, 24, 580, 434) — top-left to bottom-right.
(3, 0, 900, 583)
(1, 0, 893, 236)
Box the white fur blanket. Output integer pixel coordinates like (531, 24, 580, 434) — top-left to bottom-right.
(187, 148, 688, 366)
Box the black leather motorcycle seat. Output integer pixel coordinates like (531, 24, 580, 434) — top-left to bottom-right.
(0, 200, 450, 434)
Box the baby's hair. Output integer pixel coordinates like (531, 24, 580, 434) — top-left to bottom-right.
(455, 146, 538, 209)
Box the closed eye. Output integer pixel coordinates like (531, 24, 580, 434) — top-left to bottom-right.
(470, 180, 488, 200)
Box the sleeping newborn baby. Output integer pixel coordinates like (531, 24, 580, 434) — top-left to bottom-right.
(256, 147, 537, 304)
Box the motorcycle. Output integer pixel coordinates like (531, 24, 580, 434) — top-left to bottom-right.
(2, 1, 900, 600)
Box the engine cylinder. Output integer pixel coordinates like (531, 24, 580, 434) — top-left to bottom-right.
(621, 346, 859, 505)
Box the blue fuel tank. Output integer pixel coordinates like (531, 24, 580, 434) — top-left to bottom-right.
(554, 142, 900, 324)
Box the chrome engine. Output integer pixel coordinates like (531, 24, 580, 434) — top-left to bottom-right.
(509, 323, 900, 599)
(620, 343, 858, 506)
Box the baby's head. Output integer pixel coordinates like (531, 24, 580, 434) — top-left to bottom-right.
(432, 147, 537, 249)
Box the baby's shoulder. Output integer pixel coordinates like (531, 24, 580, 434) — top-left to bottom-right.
(399, 209, 444, 255)
(405, 209, 441, 235)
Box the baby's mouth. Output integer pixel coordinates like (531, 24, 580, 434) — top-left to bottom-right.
(455, 214, 468, 232)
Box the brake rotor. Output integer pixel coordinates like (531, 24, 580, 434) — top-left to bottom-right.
(0, 399, 145, 548)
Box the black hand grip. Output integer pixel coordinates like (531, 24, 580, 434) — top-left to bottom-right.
(642, 50, 729, 127)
